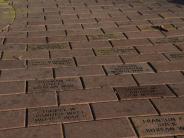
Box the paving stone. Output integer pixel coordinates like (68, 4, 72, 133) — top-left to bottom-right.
(83, 75, 137, 89)
(76, 56, 122, 66)
(64, 118, 136, 138)
(55, 64, 105, 77)
(28, 104, 93, 126)
(0, 44, 27, 51)
(28, 43, 70, 50)
(0, 110, 25, 130)
(104, 63, 154, 75)
(88, 33, 125, 41)
(111, 39, 152, 47)
(0, 81, 25, 95)
(150, 36, 184, 45)
(115, 85, 175, 100)
(0, 68, 53, 81)
(0, 60, 25, 69)
(28, 78, 83, 92)
(151, 61, 184, 72)
(122, 54, 167, 63)
(94, 47, 138, 56)
(132, 114, 184, 137)
(136, 44, 179, 54)
(70, 41, 111, 49)
(169, 83, 184, 97)
(50, 49, 94, 58)
(3, 51, 49, 60)
(134, 72, 184, 85)
(152, 97, 184, 115)
(0, 124, 63, 138)
(0, 92, 57, 110)
(59, 87, 118, 105)
(28, 58, 76, 68)
(164, 52, 184, 61)
(92, 100, 157, 119)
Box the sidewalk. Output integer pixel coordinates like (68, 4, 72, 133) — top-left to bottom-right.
(0, 0, 184, 137)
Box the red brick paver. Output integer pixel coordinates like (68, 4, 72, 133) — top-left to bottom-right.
(0, 0, 184, 137)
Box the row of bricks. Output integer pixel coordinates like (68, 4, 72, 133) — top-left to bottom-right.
(0, 85, 183, 110)
(0, 97, 183, 134)
(0, 117, 183, 138)
(0, 70, 183, 88)
(1, 59, 184, 74)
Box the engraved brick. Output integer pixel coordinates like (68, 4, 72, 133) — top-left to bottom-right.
(134, 72, 184, 85)
(3, 51, 49, 60)
(0, 124, 63, 138)
(59, 87, 118, 105)
(50, 49, 94, 58)
(0, 60, 25, 69)
(132, 114, 184, 137)
(0, 110, 25, 130)
(92, 100, 157, 119)
(0, 81, 25, 95)
(104, 63, 153, 75)
(28, 43, 70, 50)
(153, 97, 184, 114)
(55, 65, 105, 78)
(64, 118, 136, 138)
(0, 68, 53, 81)
(28, 104, 93, 126)
(125, 31, 164, 39)
(28, 58, 76, 68)
(83, 75, 137, 89)
(94, 47, 138, 56)
(0, 93, 57, 110)
(88, 33, 125, 41)
(115, 85, 175, 100)
(122, 54, 167, 63)
(150, 36, 184, 45)
(76, 56, 122, 66)
(28, 78, 82, 92)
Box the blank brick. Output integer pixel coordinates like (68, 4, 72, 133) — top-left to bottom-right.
(55, 65, 105, 78)
(0, 60, 25, 69)
(3, 51, 49, 60)
(152, 97, 184, 115)
(92, 100, 157, 119)
(0, 110, 25, 130)
(83, 75, 137, 89)
(0, 81, 25, 95)
(59, 87, 118, 105)
(122, 54, 167, 63)
(50, 49, 94, 58)
(0, 68, 53, 81)
(134, 72, 184, 85)
(0, 124, 63, 138)
(64, 118, 136, 138)
(0, 93, 57, 110)
(76, 56, 122, 66)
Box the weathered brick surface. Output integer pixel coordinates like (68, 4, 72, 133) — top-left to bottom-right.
(1, 0, 184, 137)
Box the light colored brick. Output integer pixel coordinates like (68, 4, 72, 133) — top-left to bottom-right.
(0, 92, 57, 110)
(0, 110, 25, 130)
(83, 75, 137, 89)
(76, 56, 122, 66)
(64, 118, 136, 138)
(92, 100, 157, 119)
(0, 68, 53, 81)
(55, 65, 105, 78)
(3, 51, 49, 60)
(152, 97, 184, 114)
(0, 124, 63, 138)
(134, 72, 184, 85)
(51, 49, 94, 58)
(59, 87, 118, 105)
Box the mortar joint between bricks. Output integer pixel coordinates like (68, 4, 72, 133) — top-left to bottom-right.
(149, 99, 161, 115)
(128, 117, 140, 138)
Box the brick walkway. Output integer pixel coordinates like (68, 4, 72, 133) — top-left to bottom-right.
(0, 0, 184, 137)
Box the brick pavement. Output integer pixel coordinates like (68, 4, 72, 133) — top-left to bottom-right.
(0, 0, 184, 137)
